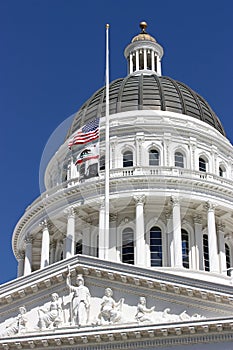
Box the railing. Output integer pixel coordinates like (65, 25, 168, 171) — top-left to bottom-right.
(26, 166, 233, 211)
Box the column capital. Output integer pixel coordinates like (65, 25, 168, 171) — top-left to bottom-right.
(217, 222, 225, 233)
(64, 206, 75, 219)
(16, 250, 25, 260)
(193, 214, 202, 224)
(39, 219, 48, 229)
(133, 194, 146, 205)
(170, 196, 180, 207)
(24, 235, 33, 244)
(224, 233, 233, 241)
(205, 201, 217, 211)
(110, 213, 117, 222)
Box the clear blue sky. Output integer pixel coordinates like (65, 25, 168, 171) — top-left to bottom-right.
(0, 0, 232, 285)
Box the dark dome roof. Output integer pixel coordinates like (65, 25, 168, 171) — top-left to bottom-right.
(66, 73, 225, 138)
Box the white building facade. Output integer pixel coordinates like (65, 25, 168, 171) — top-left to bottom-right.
(1, 22, 233, 350)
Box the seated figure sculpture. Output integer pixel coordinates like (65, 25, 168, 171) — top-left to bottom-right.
(38, 293, 63, 330)
(98, 288, 124, 325)
(1, 306, 27, 337)
(135, 296, 155, 323)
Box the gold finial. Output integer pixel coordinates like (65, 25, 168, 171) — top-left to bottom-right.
(106, 23, 110, 29)
(140, 21, 147, 33)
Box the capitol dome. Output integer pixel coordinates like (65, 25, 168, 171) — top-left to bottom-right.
(3, 21, 233, 350)
(66, 74, 225, 139)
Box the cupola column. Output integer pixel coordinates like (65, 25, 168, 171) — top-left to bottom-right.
(157, 57, 162, 76)
(24, 235, 33, 275)
(143, 49, 147, 69)
(40, 220, 50, 269)
(206, 202, 219, 273)
(136, 50, 139, 71)
(64, 207, 76, 259)
(217, 223, 227, 275)
(129, 53, 133, 74)
(194, 214, 204, 270)
(17, 251, 25, 277)
(151, 51, 155, 71)
(171, 197, 183, 268)
(134, 195, 146, 266)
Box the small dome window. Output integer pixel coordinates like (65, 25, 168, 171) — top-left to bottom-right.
(199, 157, 207, 172)
(219, 165, 226, 177)
(175, 151, 184, 168)
(99, 155, 105, 171)
(225, 243, 231, 276)
(181, 229, 189, 268)
(150, 226, 162, 267)
(122, 228, 134, 264)
(149, 149, 159, 166)
(76, 240, 82, 255)
(123, 150, 133, 168)
(203, 234, 210, 271)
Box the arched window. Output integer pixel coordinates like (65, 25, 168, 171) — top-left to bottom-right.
(225, 243, 231, 276)
(122, 228, 134, 264)
(203, 234, 210, 271)
(199, 157, 207, 172)
(219, 165, 225, 177)
(150, 226, 162, 266)
(76, 240, 82, 255)
(123, 150, 133, 168)
(99, 155, 105, 171)
(175, 152, 184, 168)
(149, 149, 159, 166)
(181, 229, 189, 268)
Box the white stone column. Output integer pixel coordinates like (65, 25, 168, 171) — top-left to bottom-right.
(206, 202, 219, 273)
(110, 136, 117, 169)
(217, 223, 227, 275)
(24, 236, 33, 275)
(171, 197, 183, 268)
(143, 49, 147, 69)
(194, 214, 204, 270)
(17, 251, 25, 277)
(98, 201, 106, 259)
(165, 209, 173, 267)
(134, 195, 146, 266)
(40, 220, 50, 269)
(64, 207, 75, 259)
(151, 50, 155, 71)
(50, 240, 56, 264)
(109, 214, 118, 262)
(157, 57, 162, 76)
(129, 53, 133, 73)
(82, 218, 91, 256)
(136, 50, 139, 71)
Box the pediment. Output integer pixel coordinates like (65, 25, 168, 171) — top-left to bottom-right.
(1, 256, 233, 349)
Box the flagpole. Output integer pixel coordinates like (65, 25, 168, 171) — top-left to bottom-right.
(104, 23, 110, 260)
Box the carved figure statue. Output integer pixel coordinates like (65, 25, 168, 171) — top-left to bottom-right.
(98, 288, 124, 325)
(1, 306, 27, 337)
(135, 297, 155, 323)
(66, 269, 91, 326)
(38, 293, 63, 330)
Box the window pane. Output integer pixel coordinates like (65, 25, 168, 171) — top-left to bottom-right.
(149, 149, 159, 166)
(175, 152, 184, 168)
(122, 228, 134, 264)
(123, 151, 133, 167)
(199, 158, 206, 172)
(100, 156, 105, 171)
(203, 234, 210, 271)
(150, 226, 162, 267)
(225, 243, 231, 276)
(181, 229, 189, 268)
(76, 240, 82, 254)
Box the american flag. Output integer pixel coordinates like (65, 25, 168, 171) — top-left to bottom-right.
(68, 117, 99, 148)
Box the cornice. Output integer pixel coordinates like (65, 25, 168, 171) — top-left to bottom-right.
(1, 316, 233, 349)
(0, 256, 232, 309)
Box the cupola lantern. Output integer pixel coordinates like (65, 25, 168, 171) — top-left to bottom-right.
(124, 21, 164, 75)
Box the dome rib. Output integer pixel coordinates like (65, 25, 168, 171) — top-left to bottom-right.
(66, 74, 225, 139)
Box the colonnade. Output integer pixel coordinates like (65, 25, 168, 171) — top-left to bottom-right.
(17, 197, 229, 278)
(128, 49, 161, 75)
